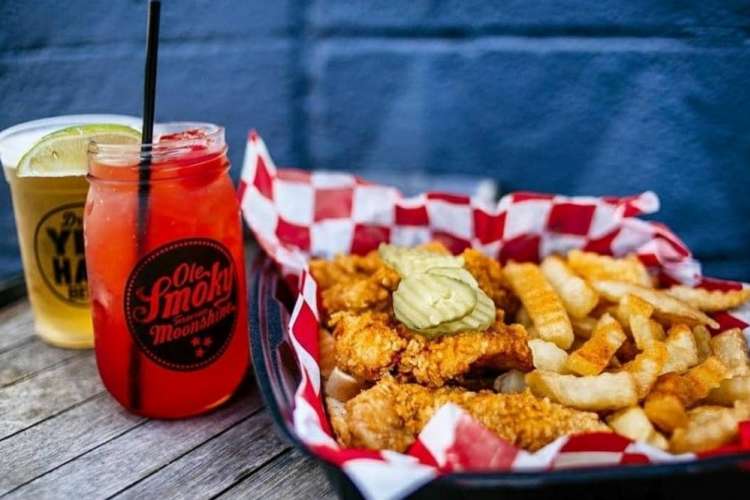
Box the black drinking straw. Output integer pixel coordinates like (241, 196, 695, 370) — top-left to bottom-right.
(131, 0, 161, 411)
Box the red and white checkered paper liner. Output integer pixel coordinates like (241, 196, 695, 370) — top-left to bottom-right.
(239, 131, 750, 500)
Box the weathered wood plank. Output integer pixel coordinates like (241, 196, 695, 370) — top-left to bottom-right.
(0, 339, 84, 388)
(0, 300, 34, 352)
(8, 387, 262, 499)
(0, 355, 102, 439)
(219, 449, 336, 500)
(0, 392, 144, 495)
(115, 411, 289, 499)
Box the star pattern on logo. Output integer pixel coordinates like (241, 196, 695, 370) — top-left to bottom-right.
(203, 336, 213, 347)
(191, 337, 201, 347)
(195, 347, 205, 358)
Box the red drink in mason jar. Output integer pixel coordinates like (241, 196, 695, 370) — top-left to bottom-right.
(85, 123, 249, 418)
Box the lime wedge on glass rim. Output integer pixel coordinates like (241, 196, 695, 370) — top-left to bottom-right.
(16, 124, 141, 177)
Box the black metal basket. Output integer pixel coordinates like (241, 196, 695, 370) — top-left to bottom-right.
(249, 255, 750, 499)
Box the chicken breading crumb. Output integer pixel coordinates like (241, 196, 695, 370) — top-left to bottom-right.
(329, 376, 609, 452)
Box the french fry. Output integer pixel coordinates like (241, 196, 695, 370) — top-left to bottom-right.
(607, 406, 665, 449)
(661, 324, 699, 374)
(326, 397, 351, 446)
(319, 328, 336, 378)
(526, 370, 638, 411)
(645, 357, 728, 431)
(710, 328, 750, 377)
(504, 262, 574, 349)
(644, 393, 687, 432)
(571, 316, 598, 339)
(630, 316, 666, 350)
(665, 286, 750, 312)
(648, 430, 669, 450)
(608, 356, 622, 369)
(589, 280, 719, 329)
(692, 325, 712, 363)
(622, 341, 668, 399)
(670, 401, 750, 453)
(618, 294, 654, 321)
(567, 250, 653, 287)
(541, 255, 599, 319)
(493, 369, 527, 394)
(324, 367, 365, 402)
(566, 313, 626, 376)
(516, 307, 533, 329)
(706, 375, 750, 406)
(528, 339, 569, 373)
(527, 325, 540, 339)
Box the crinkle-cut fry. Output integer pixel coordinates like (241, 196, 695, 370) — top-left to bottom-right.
(630, 316, 666, 350)
(567, 250, 653, 287)
(665, 286, 750, 312)
(607, 406, 664, 448)
(710, 328, 750, 377)
(525, 370, 638, 411)
(670, 402, 750, 453)
(541, 255, 599, 319)
(571, 316, 597, 339)
(706, 375, 750, 406)
(566, 313, 626, 376)
(645, 357, 728, 431)
(504, 262, 573, 349)
(528, 339, 569, 373)
(644, 393, 688, 432)
(692, 325, 712, 363)
(589, 280, 719, 329)
(618, 294, 654, 322)
(661, 324, 699, 375)
(622, 341, 668, 399)
(319, 328, 336, 378)
(516, 307, 533, 329)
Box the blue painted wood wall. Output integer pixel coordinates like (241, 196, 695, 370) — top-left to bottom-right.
(1, 1, 748, 279)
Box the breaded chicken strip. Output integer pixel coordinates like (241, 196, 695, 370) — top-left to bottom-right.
(397, 320, 533, 386)
(331, 312, 532, 385)
(330, 311, 407, 381)
(310, 251, 399, 323)
(328, 376, 608, 452)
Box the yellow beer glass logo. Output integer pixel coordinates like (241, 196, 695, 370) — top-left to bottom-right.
(34, 203, 88, 306)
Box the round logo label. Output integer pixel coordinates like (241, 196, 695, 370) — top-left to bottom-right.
(34, 203, 88, 306)
(124, 238, 239, 371)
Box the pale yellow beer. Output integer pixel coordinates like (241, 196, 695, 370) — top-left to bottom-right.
(4, 167, 92, 347)
(0, 115, 140, 348)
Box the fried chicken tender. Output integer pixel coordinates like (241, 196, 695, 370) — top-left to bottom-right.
(310, 251, 399, 323)
(331, 311, 533, 385)
(330, 311, 407, 381)
(398, 320, 533, 386)
(461, 248, 519, 314)
(329, 376, 608, 452)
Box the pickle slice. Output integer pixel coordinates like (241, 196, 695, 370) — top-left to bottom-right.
(379, 244, 463, 277)
(426, 267, 479, 289)
(393, 274, 476, 330)
(421, 289, 496, 335)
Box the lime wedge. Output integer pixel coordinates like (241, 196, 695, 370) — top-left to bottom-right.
(16, 124, 141, 177)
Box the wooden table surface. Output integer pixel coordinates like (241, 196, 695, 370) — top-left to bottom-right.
(0, 298, 336, 499)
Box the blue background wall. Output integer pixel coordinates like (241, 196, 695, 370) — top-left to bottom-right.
(0, 1, 748, 280)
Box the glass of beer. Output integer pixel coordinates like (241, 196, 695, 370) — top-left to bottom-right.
(0, 115, 141, 348)
(85, 122, 249, 417)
